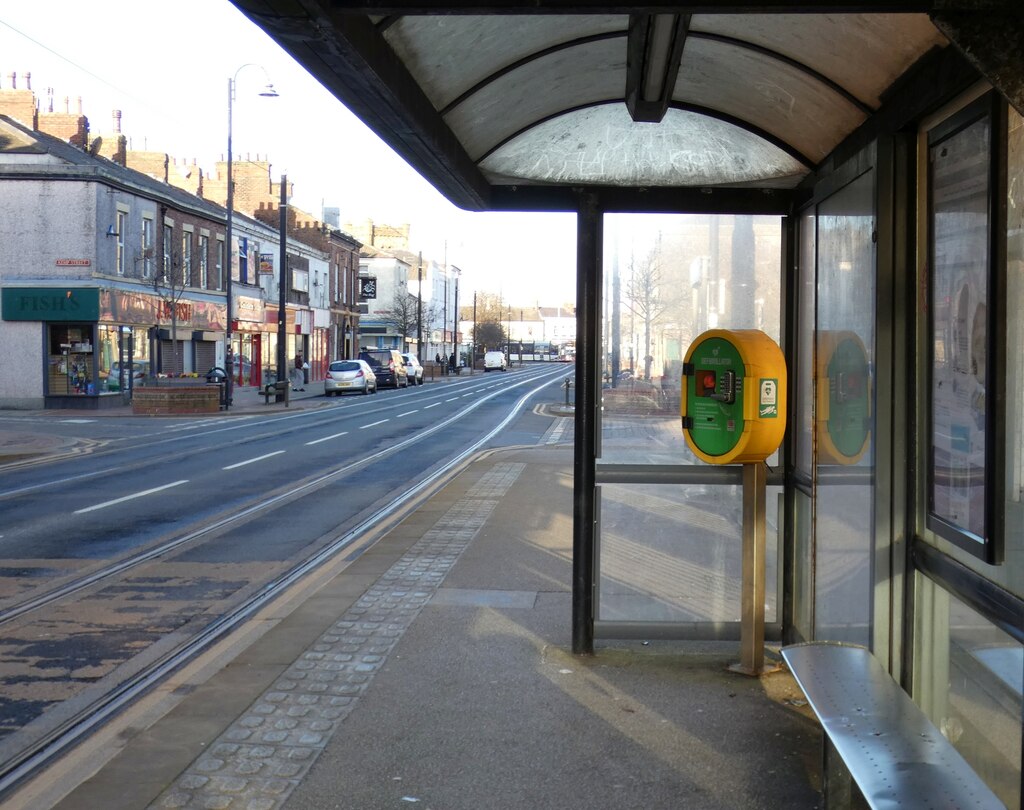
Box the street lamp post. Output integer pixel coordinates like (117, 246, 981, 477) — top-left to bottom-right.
(225, 65, 278, 408)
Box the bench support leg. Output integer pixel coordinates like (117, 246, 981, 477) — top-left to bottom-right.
(822, 738, 854, 809)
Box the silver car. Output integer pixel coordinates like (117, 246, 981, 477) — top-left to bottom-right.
(401, 353, 424, 385)
(325, 359, 377, 396)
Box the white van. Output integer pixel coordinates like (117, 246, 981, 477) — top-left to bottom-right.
(483, 351, 508, 372)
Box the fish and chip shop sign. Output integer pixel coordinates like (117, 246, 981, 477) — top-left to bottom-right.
(2, 288, 100, 322)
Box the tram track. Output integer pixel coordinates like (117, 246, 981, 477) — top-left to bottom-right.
(0, 369, 566, 800)
(0, 367, 563, 626)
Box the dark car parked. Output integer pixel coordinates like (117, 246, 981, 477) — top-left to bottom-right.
(358, 349, 409, 389)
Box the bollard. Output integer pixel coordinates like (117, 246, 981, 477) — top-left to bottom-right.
(563, 377, 573, 406)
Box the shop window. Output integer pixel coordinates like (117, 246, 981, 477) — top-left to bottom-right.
(47, 324, 95, 396)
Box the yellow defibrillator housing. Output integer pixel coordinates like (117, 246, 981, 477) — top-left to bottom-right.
(681, 329, 787, 464)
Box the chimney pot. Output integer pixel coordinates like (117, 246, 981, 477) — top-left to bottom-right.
(63, 96, 70, 114)
(8, 72, 16, 89)
(24, 72, 31, 91)
(113, 109, 121, 134)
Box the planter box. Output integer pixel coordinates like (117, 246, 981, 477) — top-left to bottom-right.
(132, 385, 220, 415)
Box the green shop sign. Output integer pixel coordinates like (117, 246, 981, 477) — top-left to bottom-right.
(2, 288, 100, 322)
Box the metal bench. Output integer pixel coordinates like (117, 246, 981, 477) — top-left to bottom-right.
(261, 380, 290, 406)
(781, 641, 1003, 810)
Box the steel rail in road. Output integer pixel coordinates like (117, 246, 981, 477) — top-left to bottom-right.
(0, 368, 546, 499)
(0, 365, 565, 627)
(0, 369, 568, 800)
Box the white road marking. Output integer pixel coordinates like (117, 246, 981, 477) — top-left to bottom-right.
(223, 451, 286, 470)
(445, 397, 458, 402)
(360, 419, 389, 429)
(74, 480, 189, 514)
(305, 431, 349, 446)
(424, 402, 440, 409)
(396, 410, 418, 417)
(59, 419, 96, 424)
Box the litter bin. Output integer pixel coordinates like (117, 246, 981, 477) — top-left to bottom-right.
(205, 367, 228, 410)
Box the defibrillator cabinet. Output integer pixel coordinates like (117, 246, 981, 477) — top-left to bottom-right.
(681, 329, 787, 465)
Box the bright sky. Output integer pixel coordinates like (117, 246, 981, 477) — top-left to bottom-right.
(0, 0, 578, 307)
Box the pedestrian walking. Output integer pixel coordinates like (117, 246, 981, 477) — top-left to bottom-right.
(292, 355, 305, 391)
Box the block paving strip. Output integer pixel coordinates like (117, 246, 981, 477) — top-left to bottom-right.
(150, 463, 523, 810)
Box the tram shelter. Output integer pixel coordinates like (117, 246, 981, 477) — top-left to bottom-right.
(231, 1, 1023, 804)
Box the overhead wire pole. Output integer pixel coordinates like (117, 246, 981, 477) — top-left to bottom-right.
(277, 174, 287, 387)
(224, 65, 277, 408)
(416, 251, 423, 363)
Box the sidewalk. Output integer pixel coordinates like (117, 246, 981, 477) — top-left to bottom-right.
(40, 444, 822, 810)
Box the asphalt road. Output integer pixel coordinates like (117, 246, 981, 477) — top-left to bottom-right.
(0, 366, 571, 768)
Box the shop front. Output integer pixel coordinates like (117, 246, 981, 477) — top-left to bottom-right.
(233, 295, 266, 388)
(0, 286, 227, 409)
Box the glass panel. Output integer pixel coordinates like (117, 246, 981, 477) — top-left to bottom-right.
(914, 573, 1022, 808)
(385, 15, 626, 110)
(678, 39, 863, 164)
(695, 14, 947, 109)
(597, 483, 781, 623)
(481, 106, 807, 188)
(792, 489, 814, 640)
(813, 170, 876, 645)
(1004, 106, 1024, 599)
(928, 111, 991, 547)
(600, 214, 783, 465)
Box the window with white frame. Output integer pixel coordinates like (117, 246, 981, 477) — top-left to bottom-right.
(199, 234, 209, 289)
(216, 238, 224, 290)
(116, 210, 127, 275)
(163, 223, 173, 283)
(142, 216, 154, 278)
(182, 232, 193, 287)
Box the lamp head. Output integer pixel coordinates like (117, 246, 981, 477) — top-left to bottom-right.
(259, 83, 279, 98)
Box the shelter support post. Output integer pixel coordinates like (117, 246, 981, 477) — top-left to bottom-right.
(572, 193, 601, 656)
(731, 461, 776, 676)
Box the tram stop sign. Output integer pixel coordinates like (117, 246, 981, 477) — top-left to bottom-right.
(681, 329, 787, 464)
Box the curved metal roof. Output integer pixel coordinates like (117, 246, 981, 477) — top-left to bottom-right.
(229, 1, 1004, 211)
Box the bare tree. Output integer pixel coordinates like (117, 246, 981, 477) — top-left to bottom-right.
(624, 245, 674, 380)
(378, 290, 440, 350)
(153, 249, 189, 377)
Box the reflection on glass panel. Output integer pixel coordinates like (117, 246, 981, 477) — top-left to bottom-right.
(597, 483, 780, 623)
(929, 113, 991, 545)
(1005, 106, 1024, 598)
(601, 214, 782, 465)
(814, 171, 875, 646)
(914, 574, 1022, 808)
(796, 209, 816, 475)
